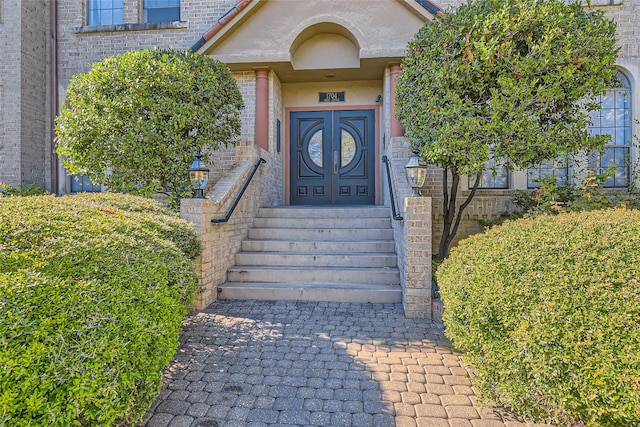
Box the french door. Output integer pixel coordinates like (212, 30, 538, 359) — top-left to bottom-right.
(290, 109, 375, 205)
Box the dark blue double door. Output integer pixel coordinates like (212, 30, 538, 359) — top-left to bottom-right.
(290, 110, 375, 205)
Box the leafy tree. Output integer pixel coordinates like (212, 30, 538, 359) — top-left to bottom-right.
(56, 48, 243, 205)
(395, 0, 618, 260)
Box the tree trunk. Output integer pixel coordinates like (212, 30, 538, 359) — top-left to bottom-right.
(435, 168, 481, 261)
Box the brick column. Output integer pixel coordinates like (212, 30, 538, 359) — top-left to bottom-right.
(389, 63, 404, 137)
(402, 196, 432, 318)
(255, 68, 269, 151)
(180, 198, 215, 309)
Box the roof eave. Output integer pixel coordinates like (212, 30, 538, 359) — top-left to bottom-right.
(191, 0, 260, 53)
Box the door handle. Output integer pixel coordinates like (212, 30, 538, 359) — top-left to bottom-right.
(333, 151, 339, 174)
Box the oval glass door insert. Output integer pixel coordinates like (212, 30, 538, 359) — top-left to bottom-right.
(341, 130, 356, 167)
(308, 130, 323, 167)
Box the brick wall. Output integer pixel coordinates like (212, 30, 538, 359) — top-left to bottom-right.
(56, 0, 237, 85)
(602, 0, 640, 58)
(0, 1, 22, 187)
(385, 137, 433, 319)
(386, 136, 517, 256)
(56, 1, 248, 193)
(265, 70, 284, 206)
(422, 164, 518, 254)
(205, 70, 258, 188)
(401, 196, 433, 319)
(179, 64, 285, 309)
(20, 0, 50, 189)
(181, 143, 278, 309)
(234, 71, 256, 146)
(0, 0, 50, 189)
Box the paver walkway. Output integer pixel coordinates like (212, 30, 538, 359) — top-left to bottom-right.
(142, 301, 550, 427)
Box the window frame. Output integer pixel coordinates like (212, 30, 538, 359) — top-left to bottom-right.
(87, 0, 124, 26)
(70, 175, 102, 193)
(527, 158, 570, 189)
(470, 157, 510, 190)
(588, 70, 633, 188)
(143, 0, 180, 23)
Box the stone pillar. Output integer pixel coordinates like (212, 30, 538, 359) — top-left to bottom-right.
(255, 68, 270, 151)
(389, 63, 404, 138)
(402, 196, 432, 319)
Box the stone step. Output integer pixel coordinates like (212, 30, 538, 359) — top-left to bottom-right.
(258, 206, 391, 219)
(227, 266, 400, 285)
(218, 282, 402, 303)
(247, 227, 394, 241)
(222, 205, 400, 305)
(241, 239, 397, 253)
(234, 252, 397, 268)
(252, 216, 391, 229)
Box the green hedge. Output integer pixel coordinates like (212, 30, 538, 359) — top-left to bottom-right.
(0, 193, 200, 426)
(438, 209, 640, 426)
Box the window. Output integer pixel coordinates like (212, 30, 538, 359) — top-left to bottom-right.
(70, 175, 102, 193)
(87, 0, 124, 26)
(589, 71, 632, 188)
(144, 0, 180, 23)
(470, 157, 509, 189)
(527, 159, 569, 188)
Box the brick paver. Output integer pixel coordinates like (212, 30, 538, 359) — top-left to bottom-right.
(141, 301, 551, 427)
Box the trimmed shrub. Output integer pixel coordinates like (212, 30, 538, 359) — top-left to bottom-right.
(55, 48, 243, 207)
(513, 172, 640, 219)
(0, 193, 200, 426)
(0, 182, 48, 196)
(438, 209, 640, 426)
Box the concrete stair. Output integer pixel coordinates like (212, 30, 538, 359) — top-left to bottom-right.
(219, 206, 402, 303)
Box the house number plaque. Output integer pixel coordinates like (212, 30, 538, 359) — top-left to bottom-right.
(319, 92, 345, 103)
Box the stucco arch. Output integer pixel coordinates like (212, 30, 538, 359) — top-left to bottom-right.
(286, 16, 365, 55)
(290, 22, 361, 70)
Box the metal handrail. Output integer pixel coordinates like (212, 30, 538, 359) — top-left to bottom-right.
(211, 157, 266, 224)
(382, 155, 403, 221)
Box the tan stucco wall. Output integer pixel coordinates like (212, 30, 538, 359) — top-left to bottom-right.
(282, 80, 383, 109)
(292, 33, 360, 70)
(203, 0, 429, 64)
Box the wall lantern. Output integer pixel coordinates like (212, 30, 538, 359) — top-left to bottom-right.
(405, 150, 427, 197)
(188, 150, 209, 199)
